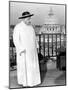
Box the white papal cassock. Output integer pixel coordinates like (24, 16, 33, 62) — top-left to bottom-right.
(13, 21, 41, 87)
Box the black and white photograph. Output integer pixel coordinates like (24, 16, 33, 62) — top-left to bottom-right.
(9, 1, 66, 89)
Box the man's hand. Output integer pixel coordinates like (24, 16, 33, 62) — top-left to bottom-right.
(20, 50, 26, 56)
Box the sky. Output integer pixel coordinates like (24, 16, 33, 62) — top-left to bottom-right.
(9, 1, 65, 25)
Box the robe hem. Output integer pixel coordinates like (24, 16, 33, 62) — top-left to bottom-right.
(18, 82, 41, 87)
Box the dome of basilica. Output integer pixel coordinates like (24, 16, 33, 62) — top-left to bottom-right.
(44, 8, 59, 25)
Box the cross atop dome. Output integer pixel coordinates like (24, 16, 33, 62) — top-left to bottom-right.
(48, 7, 54, 17)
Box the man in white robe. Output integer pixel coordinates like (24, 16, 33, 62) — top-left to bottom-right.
(13, 11, 41, 87)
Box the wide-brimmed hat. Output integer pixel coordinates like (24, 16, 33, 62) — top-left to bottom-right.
(19, 11, 34, 19)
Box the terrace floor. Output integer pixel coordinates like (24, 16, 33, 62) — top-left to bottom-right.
(9, 60, 66, 89)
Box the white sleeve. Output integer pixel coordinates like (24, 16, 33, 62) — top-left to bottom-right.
(13, 26, 25, 53)
(33, 28, 39, 49)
